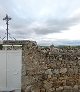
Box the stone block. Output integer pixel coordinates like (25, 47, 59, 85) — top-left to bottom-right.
(68, 68, 74, 74)
(53, 69, 59, 74)
(45, 69, 52, 75)
(60, 68, 67, 74)
(43, 80, 53, 90)
(73, 85, 78, 90)
(63, 86, 73, 90)
(78, 60, 80, 65)
(74, 67, 78, 74)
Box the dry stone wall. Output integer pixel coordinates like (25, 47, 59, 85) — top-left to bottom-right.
(22, 41, 80, 92)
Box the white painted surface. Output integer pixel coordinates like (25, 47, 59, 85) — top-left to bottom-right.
(0, 51, 6, 89)
(7, 50, 22, 90)
(0, 50, 22, 91)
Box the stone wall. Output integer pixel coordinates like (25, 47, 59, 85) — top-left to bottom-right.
(22, 41, 80, 92)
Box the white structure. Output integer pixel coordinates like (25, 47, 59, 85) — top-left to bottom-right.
(0, 45, 22, 92)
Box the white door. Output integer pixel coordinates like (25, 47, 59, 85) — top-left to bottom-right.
(0, 51, 6, 90)
(7, 50, 22, 90)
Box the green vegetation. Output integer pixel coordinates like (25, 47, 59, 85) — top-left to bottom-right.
(0, 45, 3, 50)
(57, 45, 80, 49)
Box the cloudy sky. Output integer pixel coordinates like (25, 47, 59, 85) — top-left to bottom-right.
(0, 0, 80, 45)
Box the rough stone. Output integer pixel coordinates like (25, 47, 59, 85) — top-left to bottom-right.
(45, 69, 52, 75)
(60, 68, 67, 74)
(53, 69, 59, 74)
(21, 40, 80, 92)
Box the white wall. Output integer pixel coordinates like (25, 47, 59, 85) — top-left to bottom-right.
(0, 50, 22, 91)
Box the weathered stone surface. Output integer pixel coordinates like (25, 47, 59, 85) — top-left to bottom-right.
(56, 86, 63, 91)
(25, 85, 32, 92)
(53, 69, 59, 74)
(43, 80, 53, 90)
(67, 68, 74, 75)
(21, 40, 80, 92)
(78, 60, 80, 65)
(45, 69, 52, 75)
(60, 68, 67, 74)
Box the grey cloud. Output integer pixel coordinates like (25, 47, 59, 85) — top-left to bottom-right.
(10, 27, 35, 40)
(0, 0, 80, 42)
(9, 15, 80, 38)
(33, 16, 80, 35)
(11, 18, 33, 29)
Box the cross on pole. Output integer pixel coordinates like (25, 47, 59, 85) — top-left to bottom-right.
(3, 14, 11, 40)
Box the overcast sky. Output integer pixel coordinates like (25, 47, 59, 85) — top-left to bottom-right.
(0, 0, 80, 45)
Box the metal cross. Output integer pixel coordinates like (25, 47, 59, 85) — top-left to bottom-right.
(3, 14, 11, 40)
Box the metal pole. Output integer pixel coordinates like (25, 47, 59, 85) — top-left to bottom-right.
(6, 19, 8, 40)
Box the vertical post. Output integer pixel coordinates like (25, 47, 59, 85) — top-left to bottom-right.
(6, 18, 8, 40)
(3, 14, 11, 40)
